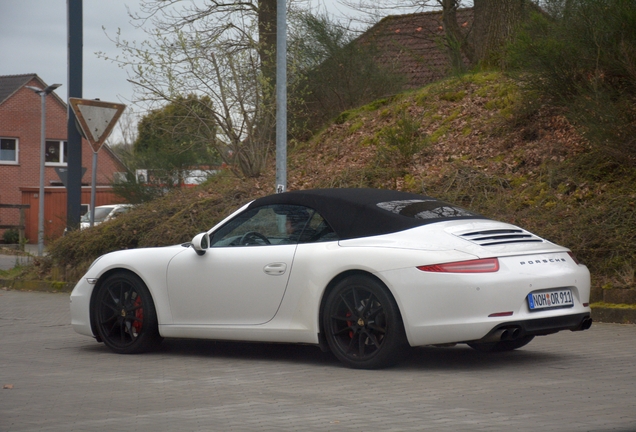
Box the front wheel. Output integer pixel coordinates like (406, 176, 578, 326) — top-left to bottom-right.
(323, 275, 408, 369)
(92, 272, 162, 354)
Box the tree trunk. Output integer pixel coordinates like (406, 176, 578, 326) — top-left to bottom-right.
(442, 0, 475, 70)
(258, 0, 277, 88)
(256, 0, 277, 160)
(472, 0, 528, 66)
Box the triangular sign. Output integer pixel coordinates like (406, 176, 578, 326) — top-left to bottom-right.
(69, 98, 126, 153)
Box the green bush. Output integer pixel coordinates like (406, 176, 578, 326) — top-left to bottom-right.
(375, 111, 428, 172)
(508, 0, 636, 164)
(288, 12, 406, 137)
(2, 229, 19, 244)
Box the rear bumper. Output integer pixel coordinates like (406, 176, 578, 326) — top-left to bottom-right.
(379, 251, 592, 347)
(471, 312, 592, 344)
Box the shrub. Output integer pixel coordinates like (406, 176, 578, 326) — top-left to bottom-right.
(2, 229, 19, 244)
(375, 111, 428, 172)
(508, 0, 636, 164)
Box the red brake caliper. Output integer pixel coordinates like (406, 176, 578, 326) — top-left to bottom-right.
(133, 296, 143, 332)
(346, 311, 353, 339)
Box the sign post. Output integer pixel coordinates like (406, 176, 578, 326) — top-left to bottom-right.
(68, 98, 126, 226)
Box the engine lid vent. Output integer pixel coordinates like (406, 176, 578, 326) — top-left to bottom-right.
(458, 229, 544, 246)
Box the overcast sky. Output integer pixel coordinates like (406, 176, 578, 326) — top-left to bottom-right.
(0, 1, 144, 105)
(0, 1, 368, 103)
(0, 0, 397, 141)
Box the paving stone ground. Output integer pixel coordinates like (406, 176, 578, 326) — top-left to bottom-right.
(1, 290, 635, 432)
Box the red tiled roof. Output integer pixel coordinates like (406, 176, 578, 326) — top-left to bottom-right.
(358, 9, 473, 88)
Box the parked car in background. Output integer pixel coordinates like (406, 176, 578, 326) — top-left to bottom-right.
(80, 204, 133, 230)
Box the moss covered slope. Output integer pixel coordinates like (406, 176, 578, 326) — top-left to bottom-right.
(40, 72, 636, 294)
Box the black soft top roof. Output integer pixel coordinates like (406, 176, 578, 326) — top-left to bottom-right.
(248, 188, 487, 240)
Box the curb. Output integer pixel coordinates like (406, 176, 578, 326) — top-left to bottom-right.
(591, 307, 636, 325)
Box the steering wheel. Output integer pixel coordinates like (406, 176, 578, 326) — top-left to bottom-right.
(239, 231, 271, 245)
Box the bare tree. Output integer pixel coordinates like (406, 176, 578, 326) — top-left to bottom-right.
(101, 0, 285, 178)
(106, 108, 139, 150)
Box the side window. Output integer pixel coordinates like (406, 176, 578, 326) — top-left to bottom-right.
(210, 204, 337, 247)
(45, 140, 67, 165)
(298, 211, 338, 243)
(0, 138, 18, 164)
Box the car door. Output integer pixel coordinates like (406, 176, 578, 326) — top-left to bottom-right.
(166, 204, 312, 325)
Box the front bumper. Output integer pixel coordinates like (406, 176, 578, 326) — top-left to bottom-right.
(70, 278, 95, 338)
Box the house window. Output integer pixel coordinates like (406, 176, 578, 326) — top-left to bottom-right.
(0, 138, 18, 163)
(45, 140, 68, 165)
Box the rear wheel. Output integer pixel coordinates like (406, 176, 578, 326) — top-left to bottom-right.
(323, 275, 408, 369)
(92, 272, 162, 354)
(468, 335, 535, 353)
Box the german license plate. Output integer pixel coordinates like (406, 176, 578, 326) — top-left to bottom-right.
(527, 289, 574, 311)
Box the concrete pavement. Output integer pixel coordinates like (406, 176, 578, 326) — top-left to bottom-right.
(0, 254, 31, 271)
(0, 244, 37, 271)
(1, 289, 635, 432)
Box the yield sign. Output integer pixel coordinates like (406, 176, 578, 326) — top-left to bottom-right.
(69, 98, 126, 152)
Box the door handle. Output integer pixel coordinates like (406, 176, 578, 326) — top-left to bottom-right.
(263, 262, 287, 276)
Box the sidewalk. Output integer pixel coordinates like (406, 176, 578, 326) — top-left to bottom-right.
(0, 243, 38, 271)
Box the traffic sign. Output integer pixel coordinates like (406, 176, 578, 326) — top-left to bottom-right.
(54, 166, 86, 187)
(69, 98, 126, 152)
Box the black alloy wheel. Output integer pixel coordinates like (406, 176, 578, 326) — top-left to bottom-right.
(92, 272, 162, 354)
(323, 275, 408, 369)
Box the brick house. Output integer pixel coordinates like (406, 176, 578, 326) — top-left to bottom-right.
(0, 73, 126, 243)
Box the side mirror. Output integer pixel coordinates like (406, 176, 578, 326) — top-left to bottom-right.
(191, 232, 210, 256)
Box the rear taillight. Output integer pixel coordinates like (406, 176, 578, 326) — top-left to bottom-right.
(417, 258, 500, 273)
(567, 252, 581, 265)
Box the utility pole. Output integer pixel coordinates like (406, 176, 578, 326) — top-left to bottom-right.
(67, 0, 83, 231)
(275, 0, 287, 194)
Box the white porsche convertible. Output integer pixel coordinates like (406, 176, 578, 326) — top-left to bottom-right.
(70, 188, 592, 369)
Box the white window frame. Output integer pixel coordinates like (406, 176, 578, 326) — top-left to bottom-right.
(0, 137, 19, 164)
(45, 140, 68, 166)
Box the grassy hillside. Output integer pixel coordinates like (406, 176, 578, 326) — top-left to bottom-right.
(28, 72, 636, 294)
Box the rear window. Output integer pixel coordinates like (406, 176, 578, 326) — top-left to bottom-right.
(376, 199, 478, 220)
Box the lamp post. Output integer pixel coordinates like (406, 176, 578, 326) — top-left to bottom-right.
(275, 0, 287, 194)
(26, 84, 62, 256)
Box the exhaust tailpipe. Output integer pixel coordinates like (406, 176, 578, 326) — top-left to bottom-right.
(482, 326, 522, 342)
(577, 317, 593, 331)
(482, 329, 507, 343)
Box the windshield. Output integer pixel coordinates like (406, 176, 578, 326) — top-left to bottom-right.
(81, 207, 114, 223)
